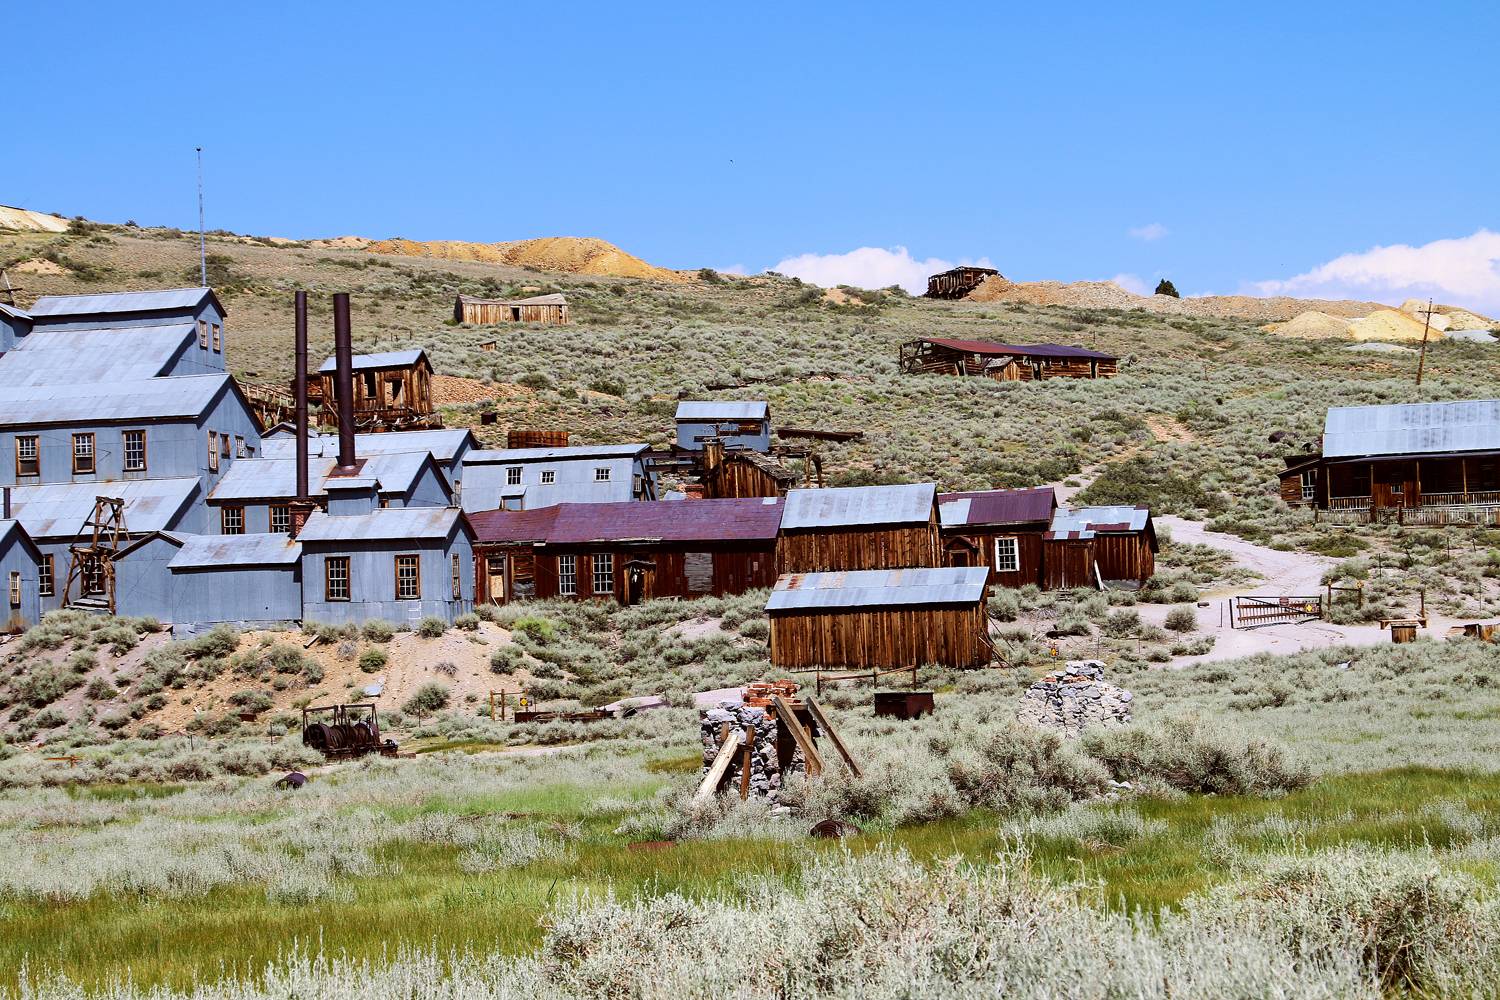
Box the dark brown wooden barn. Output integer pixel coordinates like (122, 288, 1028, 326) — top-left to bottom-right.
(899, 338, 1119, 381)
(455, 293, 570, 326)
(309, 349, 440, 432)
(1044, 506, 1157, 588)
(938, 487, 1057, 586)
(767, 567, 992, 668)
(775, 484, 941, 575)
(701, 440, 799, 499)
(923, 267, 999, 299)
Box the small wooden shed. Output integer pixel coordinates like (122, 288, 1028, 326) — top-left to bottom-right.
(775, 483, 941, 574)
(899, 338, 1119, 381)
(924, 267, 999, 300)
(1044, 506, 1157, 589)
(310, 349, 439, 431)
(938, 487, 1057, 587)
(454, 293, 569, 326)
(701, 442, 799, 499)
(767, 566, 992, 668)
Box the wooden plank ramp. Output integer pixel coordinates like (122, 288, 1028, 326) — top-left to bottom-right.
(771, 695, 825, 777)
(804, 697, 862, 778)
(692, 728, 742, 802)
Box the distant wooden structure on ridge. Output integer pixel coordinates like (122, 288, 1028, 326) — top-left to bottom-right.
(455, 293, 569, 326)
(924, 266, 998, 299)
(899, 337, 1118, 381)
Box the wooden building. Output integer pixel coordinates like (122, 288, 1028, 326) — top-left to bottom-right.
(701, 441, 799, 499)
(1278, 400, 1500, 525)
(469, 497, 782, 605)
(775, 483, 941, 575)
(1044, 506, 1157, 588)
(310, 349, 440, 432)
(454, 293, 569, 326)
(766, 567, 992, 668)
(899, 338, 1118, 381)
(938, 487, 1057, 586)
(924, 267, 999, 300)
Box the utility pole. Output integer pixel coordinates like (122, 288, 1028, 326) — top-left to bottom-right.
(1415, 297, 1433, 388)
(196, 146, 207, 287)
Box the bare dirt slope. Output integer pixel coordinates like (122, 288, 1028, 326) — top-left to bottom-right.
(365, 236, 689, 283)
(0, 206, 68, 233)
(966, 274, 1383, 322)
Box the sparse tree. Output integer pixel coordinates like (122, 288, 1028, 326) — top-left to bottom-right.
(1154, 278, 1180, 298)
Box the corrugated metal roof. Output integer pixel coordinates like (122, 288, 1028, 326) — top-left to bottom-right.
(938, 487, 1056, 527)
(5, 478, 200, 538)
(208, 450, 436, 501)
(466, 506, 563, 544)
(1323, 400, 1500, 458)
(920, 337, 1117, 361)
(0, 519, 39, 557)
(545, 497, 783, 545)
(0, 374, 230, 427)
(28, 287, 220, 317)
(0, 324, 193, 386)
(170, 533, 301, 569)
(766, 566, 989, 611)
(457, 293, 568, 306)
(465, 443, 647, 463)
(261, 428, 475, 463)
(780, 483, 935, 530)
(296, 506, 464, 543)
(318, 349, 426, 373)
(1050, 506, 1151, 534)
(0, 303, 30, 320)
(675, 400, 770, 421)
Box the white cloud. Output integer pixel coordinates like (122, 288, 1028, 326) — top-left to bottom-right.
(1251, 230, 1500, 315)
(1109, 273, 1151, 296)
(770, 246, 993, 295)
(1128, 223, 1168, 242)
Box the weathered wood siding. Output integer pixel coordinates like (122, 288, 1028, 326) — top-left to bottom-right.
(1093, 533, 1154, 583)
(942, 528, 1046, 587)
(769, 604, 990, 668)
(1042, 538, 1096, 590)
(704, 457, 789, 499)
(529, 544, 776, 604)
(775, 522, 941, 575)
(459, 301, 569, 325)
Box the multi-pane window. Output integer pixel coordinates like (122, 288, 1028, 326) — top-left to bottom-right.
(270, 505, 291, 534)
(558, 554, 577, 596)
(235, 435, 246, 458)
(72, 433, 95, 475)
(506, 467, 522, 486)
(221, 506, 245, 535)
(395, 554, 420, 600)
(212, 323, 222, 353)
(15, 436, 38, 477)
(325, 557, 350, 601)
(594, 466, 611, 482)
(123, 429, 146, 472)
(198, 319, 209, 349)
(592, 553, 614, 595)
(38, 555, 54, 598)
(993, 537, 1020, 573)
(8, 572, 20, 608)
(208, 431, 220, 472)
(451, 553, 462, 599)
(1301, 471, 1316, 502)
(540, 469, 556, 485)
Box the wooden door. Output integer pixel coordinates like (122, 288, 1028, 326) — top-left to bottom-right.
(625, 560, 657, 605)
(486, 554, 507, 604)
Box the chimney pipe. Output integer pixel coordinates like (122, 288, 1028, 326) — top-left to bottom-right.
(332, 292, 357, 471)
(3, 487, 10, 520)
(294, 291, 310, 501)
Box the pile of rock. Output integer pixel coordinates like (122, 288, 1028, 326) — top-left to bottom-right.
(700, 701, 806, 803)
(1016, 660, 1132, 738)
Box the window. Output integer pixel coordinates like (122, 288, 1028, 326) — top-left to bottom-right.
(502, 497, 523, 511)
(197, 319, 209, 349)
(270, 505, 291, 534)
(123, 429, 146, 472)
(235, 435, 246, 458)
(1301, 471, 1316, 502)
(72, 433, 95, 475)
(38, 555, 54, 598)
(208, 431, 219, 472)
(993, 536, 1020, 573)
(451, 553, 462, 600)
(325, 557, 350, 601)
(15, 436, 38, 477)
(540, 469, 556, 485)
(221, 506, 245, 535)
(8, 572, 19, 608)
(592, 552, 614, 595)
(594, 466, 611, 482)
(82, 554, 105, 595)
(395, 554, 420, 600)
(558, 554, 577, 596)
(221, 434, 231, 459)
(211, 323, 221, 353)
(506, 466, 522, 486)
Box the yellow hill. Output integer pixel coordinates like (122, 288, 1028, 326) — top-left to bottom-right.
(365, 235, 689, 283)
(1347, 308, 1445, 343)
(0, 205, 68, 233)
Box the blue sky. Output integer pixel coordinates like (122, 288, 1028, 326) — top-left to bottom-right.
(8, 2, 1500, 307)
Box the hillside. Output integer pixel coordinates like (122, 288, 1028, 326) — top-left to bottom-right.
(363, 235, 690, 282)
(0, 205, 68, 233)
(965, 273, 1386, 322)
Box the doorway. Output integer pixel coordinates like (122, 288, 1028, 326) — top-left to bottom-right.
(486, 554, 507, 604)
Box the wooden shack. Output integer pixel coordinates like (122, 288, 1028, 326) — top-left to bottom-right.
(454, 293, 569, 326)
(1044, 506, 1157, 588)
(924, 267, 999, 300)
(467, 506, 561, 604)
(701, 440, 799, 499)
(898, 338, 1118, 381)
(507, 429, 571, 449)
(766, 567, 992, 668)
(938, 487, 1057, 587)
(309, 349, 440, 432)
(775, 484, 941, 574)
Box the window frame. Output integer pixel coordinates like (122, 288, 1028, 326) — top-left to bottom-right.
(198, 319, 209, 349)
(38, 554, 54, 598)
(540, 469, 556, 485)
(505, 466, 523, 486)
(270, 504, 291, 534)
(71, 433, 96, 475)
(122, 429, 147, 472)
(208, 431, 220, 472)
(1300, 470, 1316, 502)
(594, 466, 611, 482)
(15, 435, 39, 478)
(221, 506, 245, 535)
(558, 554, 578, 596)
(325, 556, 350, 602)
(993, 536, 1021, 574)
(9, 571, 20, 608)
(235, 435, 246, 459)
(592, 552, 614, 595)
(451, 553, 462, 600)
(395, 553, 421, 600)
(211, 322, 222, 353)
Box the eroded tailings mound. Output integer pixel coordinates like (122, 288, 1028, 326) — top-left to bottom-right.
(964, 274, 1381, 322)
(1016, 661, 1133, 738)
(366, 235, 688, 282)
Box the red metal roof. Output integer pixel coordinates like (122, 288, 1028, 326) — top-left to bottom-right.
(938, 487, 1056, 526)
(467, 506, 562, 544)
(546, 497, 783, 545)
(920, 338, 1117, 361)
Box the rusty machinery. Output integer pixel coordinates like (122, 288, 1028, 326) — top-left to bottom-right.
(301, 702, 398, 759)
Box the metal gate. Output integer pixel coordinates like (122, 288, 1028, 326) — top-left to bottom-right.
(1229, 595, 1323, 629)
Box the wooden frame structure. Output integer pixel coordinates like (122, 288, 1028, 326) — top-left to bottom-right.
(61, 497, 127, 612)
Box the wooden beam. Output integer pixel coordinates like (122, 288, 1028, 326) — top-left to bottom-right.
(739, 725, 754, 800)
(771, 695, 824, 777)
(692, 728, 742, 802)
(804, 697, 862, 778)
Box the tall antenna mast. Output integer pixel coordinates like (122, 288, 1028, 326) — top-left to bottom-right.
(196, 146, 207, 287)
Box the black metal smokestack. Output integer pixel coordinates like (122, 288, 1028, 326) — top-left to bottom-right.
(2, 487, 10, 520)
(294, 291, 310, 501)
(333, 292, 357, 471)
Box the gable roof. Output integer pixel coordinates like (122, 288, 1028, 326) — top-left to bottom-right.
(544, 497, 783, 545)
(170, 533, 301, 569)
(297, 506, 468, 543)
(919, 337, 1117, 361)
(1048, 505, 1154, 544)
(766, 566, 989, 611)
(208, 450, 447, 502)
(28, 287, 224, 318)
(466, 505, 564, 544)
(261, 428, 477, 464)
(675, 400, 769, 421)
(1323, 400, 1500, 459)
(4, 478, 201, 539)
(318, 349, 427, 374)
(0, 324, 195, 386)
(457, 293, 567, 306)
(939, 487, 1056, 528)
(0, 519, 42, 563)
(464, 443, 648, 464)
(0, 374, 233, 428)
(0, 303, 30, 321)
(780, 483, 936, 530)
